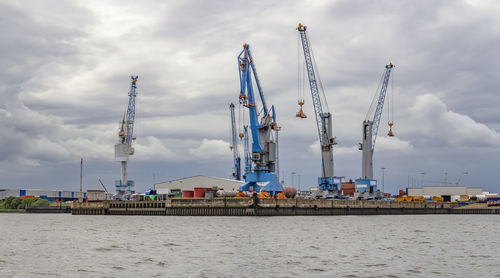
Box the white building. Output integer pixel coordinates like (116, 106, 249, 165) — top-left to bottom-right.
(407, 186, 483, 197)
(154, 175, 244, 194)
(0, 189, 87, 201)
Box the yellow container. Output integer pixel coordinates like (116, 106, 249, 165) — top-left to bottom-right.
(432, 196, 444, 202)
(412, 196, 425, 202)
(404, 196, 414, 202)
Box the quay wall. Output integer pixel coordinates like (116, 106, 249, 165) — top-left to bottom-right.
(71, 198, 500, 216)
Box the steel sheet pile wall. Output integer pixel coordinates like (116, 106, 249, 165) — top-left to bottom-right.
(71, 198, 500, 216)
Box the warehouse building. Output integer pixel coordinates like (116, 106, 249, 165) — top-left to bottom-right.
(154, 175, 244, 194)
(407, 186, 482, 197)
(0, 189, 113, 202)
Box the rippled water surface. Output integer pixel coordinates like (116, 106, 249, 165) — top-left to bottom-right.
(0, 214, 499, 277)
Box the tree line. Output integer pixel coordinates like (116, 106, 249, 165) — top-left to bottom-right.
(0, 196, 51, 210)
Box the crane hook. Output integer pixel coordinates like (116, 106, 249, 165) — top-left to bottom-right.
(296, 100, 307, 118)
(388, 121, 394, 137)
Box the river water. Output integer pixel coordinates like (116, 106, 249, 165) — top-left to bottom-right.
(0, 214, 499, 277)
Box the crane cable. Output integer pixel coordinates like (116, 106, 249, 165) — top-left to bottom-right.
(365, 70, 385, 121)
(297, 32, 305, 105)
(387, 69, 395, 135)
(309, 36, 329, 113)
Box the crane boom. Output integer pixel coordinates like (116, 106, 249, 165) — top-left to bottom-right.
(229, 103, 241, 180)
(297, 24, 328, 144)
(126, 76, 138, 146)
(369, 63, 394, 152)
(297, 24, 338, 191)
(237, 44, 281, 196)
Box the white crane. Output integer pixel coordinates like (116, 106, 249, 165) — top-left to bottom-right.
(114, 76, 138, 199)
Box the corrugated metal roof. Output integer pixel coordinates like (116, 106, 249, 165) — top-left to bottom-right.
(154, 175, 244, 185)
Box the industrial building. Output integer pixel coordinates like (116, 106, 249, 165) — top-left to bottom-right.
(154, 175, 244, 194)
(407, 186, 482, 197)
(0, 189, 113, 202)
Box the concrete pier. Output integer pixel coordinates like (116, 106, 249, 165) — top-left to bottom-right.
(71, 198, 500, 216)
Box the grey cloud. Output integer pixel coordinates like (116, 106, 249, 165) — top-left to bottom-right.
(1, 0, 500, 194)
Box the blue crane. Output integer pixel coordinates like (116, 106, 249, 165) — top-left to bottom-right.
(237, 44, 282, 196)
(229, 103, 242, 180)
(297, 24, 340, 191)
(243, 125, 251, 176)
(357, 63, 394, 193)
(114, 76, 138, 199)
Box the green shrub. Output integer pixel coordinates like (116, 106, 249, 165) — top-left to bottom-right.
(0, 197, 53, 209)
(32, 199, 50, 207)
(3, 196, 22, 209)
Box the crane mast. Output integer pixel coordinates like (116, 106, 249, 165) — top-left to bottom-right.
(297, 23, 339, 191)
(229, 103, 241, 180)
(237, 44, 282, 196)
(357, 63, 394, 192)
(114, 76, 138, 199)
(243, 125, 251, 176)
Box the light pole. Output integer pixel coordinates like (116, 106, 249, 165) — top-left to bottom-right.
(420, 172, 425, 187)
(291, 172, 296, 187)
(381, 167, 386, 193)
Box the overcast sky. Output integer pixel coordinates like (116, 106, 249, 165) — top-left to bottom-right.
(1, 0, 500, 194)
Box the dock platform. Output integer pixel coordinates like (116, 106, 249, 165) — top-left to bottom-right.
(71, 198, 500, 216)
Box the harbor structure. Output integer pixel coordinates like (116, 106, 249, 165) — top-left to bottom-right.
(407, 186, 483, 197)
(154, 175, 244, 194)
(296, 23, 339, 192)
(0, 189, 113, 202)
(114, 76, 139, 199)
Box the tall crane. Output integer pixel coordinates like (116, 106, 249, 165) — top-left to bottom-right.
(237, 44, 282, 196)
(356, 63, 394, 193)
(229, 103, 242, 180)
(114, 76, 138, 199)
(296, 23, 340, 191)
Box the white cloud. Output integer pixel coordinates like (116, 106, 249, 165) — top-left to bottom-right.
(308, 140, 358, 156)
(134, 136, 175, 160)
(406, 94, 500, 148)
(189, 139, 231, 159)
(376, 136, 414, 153)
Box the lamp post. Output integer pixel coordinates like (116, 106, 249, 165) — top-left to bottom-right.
(420, 172, 425, 187)
(381, 167, 386, 193)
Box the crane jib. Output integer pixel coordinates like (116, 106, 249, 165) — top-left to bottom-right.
(299, 30, 326, 145)
(125, 76, 138, 147)
(371, 65, 393, 152)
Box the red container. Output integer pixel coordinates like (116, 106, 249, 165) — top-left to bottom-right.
(182, 190, 194, 198)
(21, 195, 35, 199)
(341, 183, 355, 196)
(193, 187, 211, 198)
